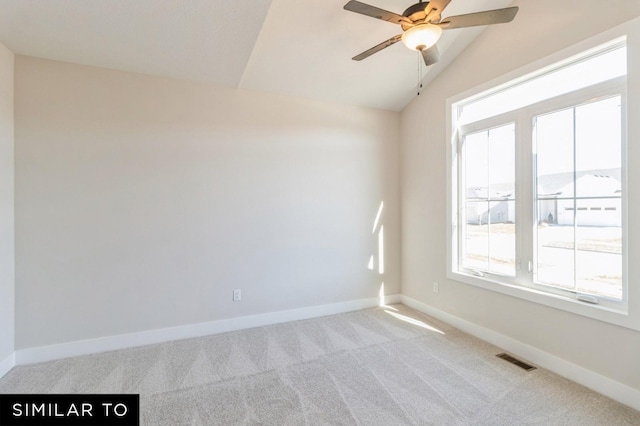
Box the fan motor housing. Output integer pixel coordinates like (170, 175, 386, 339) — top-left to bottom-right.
(402, 2, 434, 30)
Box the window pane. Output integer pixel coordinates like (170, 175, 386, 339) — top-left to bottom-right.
(489, 125, 515, 199)
(459, 43, 626, 124)
(536, 213, 575, 290)
(534, 97, 623, 300)
(535, 107, 577, 288)
(575, 96, 622, 197)
(462, 124, 515, 276)
(488, 201, 516, 275)
(536, 108, 574, 198)
(575, 199, 622, 299)
(462, 201, 489, 271)
(464, 131, 488, 191)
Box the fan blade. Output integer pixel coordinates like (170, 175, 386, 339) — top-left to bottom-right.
(352, 34, 403, 61)
(425, 0, 452, 23)
(421, 44, 440, 66)
(439, 7, 518, 29)
(344, 0, 412, 25)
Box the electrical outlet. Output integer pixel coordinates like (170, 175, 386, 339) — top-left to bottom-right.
(233, 289, 241, 301)
(433, 282, 439, 293)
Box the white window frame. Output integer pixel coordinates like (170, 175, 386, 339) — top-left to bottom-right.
(446, 24, 638, 331)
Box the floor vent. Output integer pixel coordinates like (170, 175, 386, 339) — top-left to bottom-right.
(496, 353, 537, 371)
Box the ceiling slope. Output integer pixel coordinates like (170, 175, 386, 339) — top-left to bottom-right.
(239, 0, 512, 111)
(0, 0, 273, 87)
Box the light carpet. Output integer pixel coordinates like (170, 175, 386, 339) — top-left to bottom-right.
(1, 304, 638, 425)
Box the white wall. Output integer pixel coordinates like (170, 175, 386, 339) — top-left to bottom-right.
(0, 43, 15, 364)
(14, 56, 400, 349)
(401, 0, 640, 393)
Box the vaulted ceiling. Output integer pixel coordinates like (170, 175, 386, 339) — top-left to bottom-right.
(0, 0, 513, 111)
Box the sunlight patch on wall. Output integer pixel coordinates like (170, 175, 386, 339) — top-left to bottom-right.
(378, 225, 384, 274)
(372, 201, 383, 234)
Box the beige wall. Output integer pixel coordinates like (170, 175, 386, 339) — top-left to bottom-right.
(14, 57, 400, 349)
(400, 0, 640, 391)
(0, 42, 15, 363)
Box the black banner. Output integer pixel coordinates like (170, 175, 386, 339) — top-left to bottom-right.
(0, 394, 139, 426)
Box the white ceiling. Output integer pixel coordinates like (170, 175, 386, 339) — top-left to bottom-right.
(0, 0, 513, 111)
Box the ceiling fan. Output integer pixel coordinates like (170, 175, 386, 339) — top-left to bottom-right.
(344, 0, 519, 66)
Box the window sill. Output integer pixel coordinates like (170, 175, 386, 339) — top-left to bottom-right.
(447, 270, 639, 332)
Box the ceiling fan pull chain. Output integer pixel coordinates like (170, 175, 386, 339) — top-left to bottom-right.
(417, 50, 423, 96)
(417, 51, 420, 96)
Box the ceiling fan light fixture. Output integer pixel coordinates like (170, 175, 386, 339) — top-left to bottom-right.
(401, 23, 442, 51)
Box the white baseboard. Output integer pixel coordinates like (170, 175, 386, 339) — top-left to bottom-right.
(15, 294, 402, 366)
(401, 295, 640, 412)
(0, 352, 16, 378)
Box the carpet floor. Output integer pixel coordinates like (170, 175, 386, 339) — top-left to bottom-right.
(1, 304, 638, 425)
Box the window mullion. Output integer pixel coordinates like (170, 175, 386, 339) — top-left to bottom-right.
(572, 107, 578, 293)
(517, 111, 534, 286)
